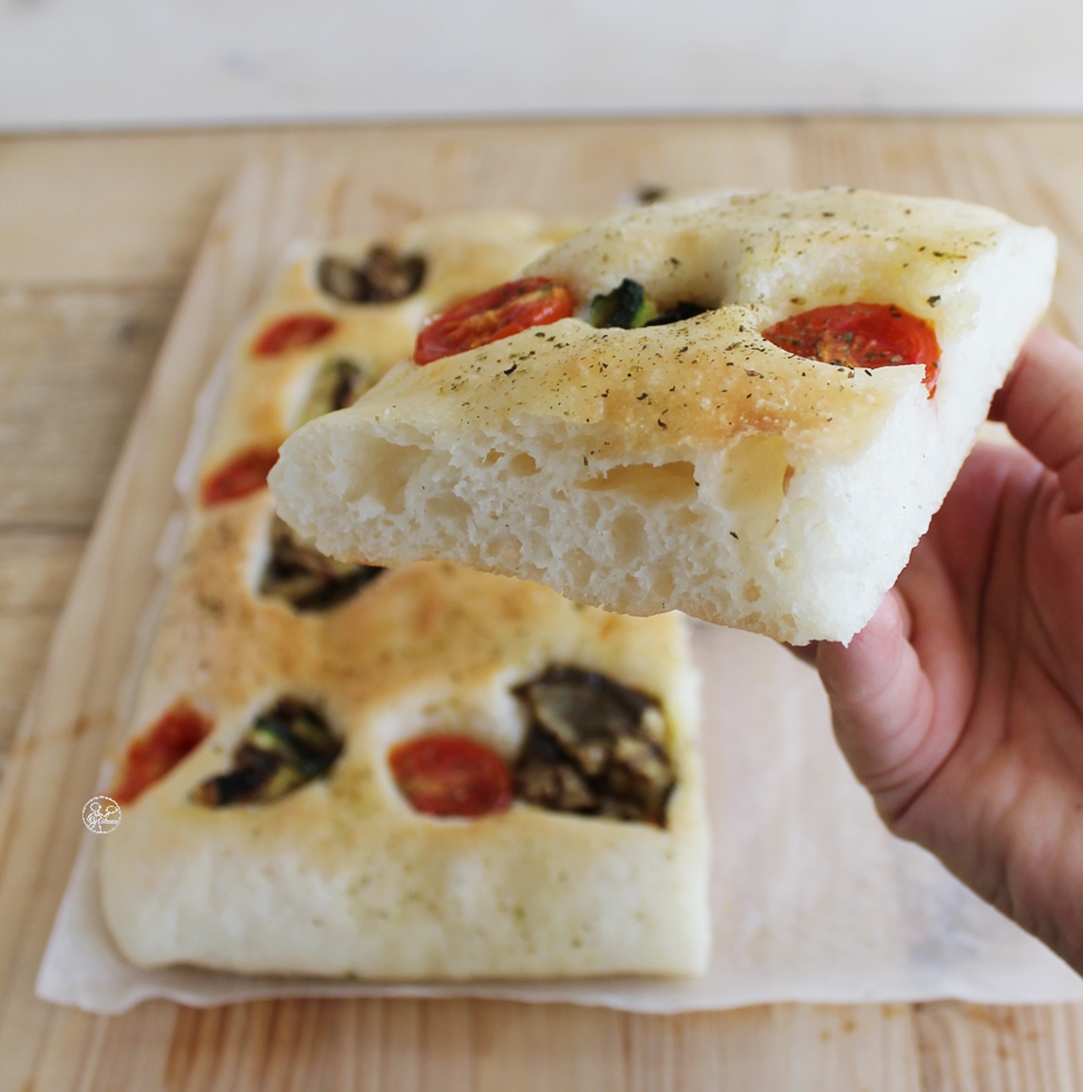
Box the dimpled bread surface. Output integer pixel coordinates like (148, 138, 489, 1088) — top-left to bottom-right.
(271, 189, 1057, 644)
(100, 212, 710, 979)
(102, 561, 708, 977)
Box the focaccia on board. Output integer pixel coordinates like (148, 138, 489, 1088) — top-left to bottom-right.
(270, 189, 1057, 645)
(99, 212, 710, 979)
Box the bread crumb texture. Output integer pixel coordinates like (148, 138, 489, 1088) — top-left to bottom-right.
(272, 189, 1057, 644)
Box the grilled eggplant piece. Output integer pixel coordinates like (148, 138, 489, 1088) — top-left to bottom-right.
(589, 278, 658, 329)
(589, 277, 707, 330)
(513, 666, 675, 825)
(296, 356, 372, 427)
(317, 245, 426, 304)
(261, 514, 383, 612)
(192, 698, 342, 806)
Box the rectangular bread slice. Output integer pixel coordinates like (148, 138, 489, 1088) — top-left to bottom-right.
(100, 213, 710, 980)
(101, 561, 709, 978)
(271, 189, 1057, 644)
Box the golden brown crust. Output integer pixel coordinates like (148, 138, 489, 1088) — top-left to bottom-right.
(353, 188, 1028, 461)
(359, 307, 909, 461)
(269, 188, 1056, 644)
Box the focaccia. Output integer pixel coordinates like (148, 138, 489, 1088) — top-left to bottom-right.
(270, 189, 1057, 644)
(99, 213, 710, 979)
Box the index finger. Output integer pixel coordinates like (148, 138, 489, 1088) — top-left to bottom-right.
(991, 327, 1083, 511)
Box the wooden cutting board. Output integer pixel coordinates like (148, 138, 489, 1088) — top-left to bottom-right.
(3, 124, 1083, 1091)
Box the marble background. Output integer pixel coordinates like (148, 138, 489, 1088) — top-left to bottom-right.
(3, 0, 1083, 130)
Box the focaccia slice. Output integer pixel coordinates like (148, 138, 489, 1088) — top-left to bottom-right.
(270, 189, 1057, 644)
(99, 211, 710, 980)
(101, 564, 708, 978)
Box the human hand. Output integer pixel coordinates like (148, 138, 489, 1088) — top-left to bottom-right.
(801, 327, 1083, 971)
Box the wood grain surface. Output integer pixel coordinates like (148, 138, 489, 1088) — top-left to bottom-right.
(2, 118, 1083, 1091)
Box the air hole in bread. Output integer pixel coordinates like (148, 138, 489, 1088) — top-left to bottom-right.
(577, 461, 698, 504)
(483, 533, 523, 569)
(564, 548, 595, 586)
(719, 436, 790, 522)
(580, 497, 602, 526)
(427, 491, 472, 524)
(347, 437, 428, 514)
(611, 511, 648, 568)
(509, 453, 539, 477)
(652, 569, 676, 600)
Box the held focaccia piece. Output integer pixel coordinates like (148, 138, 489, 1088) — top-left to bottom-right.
(100, 211, 710, 979)
(271, 189, 1057, 644)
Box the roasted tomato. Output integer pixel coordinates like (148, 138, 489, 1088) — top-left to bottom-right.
(253, 313, 337, 358)
(201, 447, 279, 506)
(112, 702, 213, 804)
(413, 277, 573, 365)
(389, 735, 513, 818)
(762, 302, 941, 396)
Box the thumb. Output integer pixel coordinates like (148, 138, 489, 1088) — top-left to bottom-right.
(817, 590, 936, 824)
(992, 327, 1083, 512)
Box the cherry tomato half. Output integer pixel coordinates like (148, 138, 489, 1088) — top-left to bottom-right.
(414, 277, 574, 365)
(389, 735, 513, 818)
(253, 313, 337, 358)
(112, 703, 213, 804)
(762, 302, 941, 396)
(201, 446, 279, 506)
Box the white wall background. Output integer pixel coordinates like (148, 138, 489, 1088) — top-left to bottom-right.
(3, 0, 1083, 130)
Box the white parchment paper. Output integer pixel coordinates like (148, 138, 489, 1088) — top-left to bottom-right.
(37, 623, 1083, 1014)
(33, 238, 1082, 1014)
